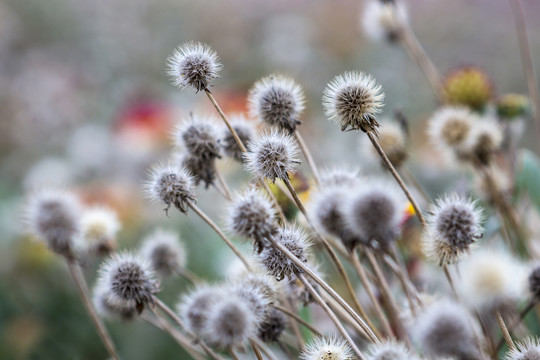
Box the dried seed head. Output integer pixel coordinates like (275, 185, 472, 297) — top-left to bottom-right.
(221, 114, 256, 162)
(178, 285, 227, 336)
(323, 71, 385, 133)
(248, 74, 305, 133)
(139, 229, 186, 278)
(80, 206, 120, 257)
(258, 307, 286, 343)
(300, 336, 354, 360)
(230, 281, 271, 321)
(260, 225, 310, 281)
(167, 42, 222, 92)
(528, 265, 540, 302)
(244, 131, 300, 182)
(413, 300, 483, 360)
(346, 180, 405, 249)
(319, 166, 362, 188)
(96, 252, 159, 313)
(145, 163, 196, 214)
(177, 151, 217, 188)
(461, 119, 503, 166)
(24, 188, 82, 260)
(444, 66, 494, 112)
(367, 340, 419, 360)
(427, 106, 477, 153)
(506, 337, 540, 360)
(173, 116, 221, 161)
(227, 187, 278, 253)
(202, 295, 257, 349)
(361, 0, 408, 43)
(93, 282, 137, 320)
(422, 194, 483, 266)
(364, 121, 408, 168)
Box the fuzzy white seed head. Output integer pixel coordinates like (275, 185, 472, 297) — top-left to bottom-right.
(221, 114, 256, 162)
(323, 71, 385, 133)
(178, 285, 227, 336)
(244, 131, 300, 182)
(319, 166, 362, 188)
(300, 336, 354, 360)
(366, 340, 419, 360)
(167, 41, 222, 91)
(80, 206, 120, 257)
(24, 188, 82, 260)
(248, 74, 305, 133)
(422, 194, 483, 266)
(92, 282, 137, 320)
(173, 116, 221, 161)
(506, 337, 540, 360)
(258, 306, 287, 343)
(139, 229, 186, 278)
(461, 119, 503, 165)
(235, 271, 280, 304)
(230, 281, 270, 321)
(361, 0, 408, 43)
(96, 252, 159, 313)
(427, 106, 477, 155)
(145, 163, 197, 214)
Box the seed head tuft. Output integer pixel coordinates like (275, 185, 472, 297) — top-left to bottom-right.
(80, 206, 120, 257)
(178, 285, 227, 336)
(139, 229, 186, 278)
(361, 0, 408, 43)
(367, 340, 419, 360)
(319, 166, 362, 188)
(427, 106, 477, 155)
(300, 336, 354, 360)
(506, 337, 540, 360)
(461, 119, 503, 166)
(221, 114, 256, 162)
(258, 307, 286, 343)
(92, 282, 137, 320)
(145, 163, 196, 214)
(173, 116, 221, 161)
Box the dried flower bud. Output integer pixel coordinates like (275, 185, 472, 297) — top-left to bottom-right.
(178, 285, 227, 336)
(444, 66, 494, 112)
(506, 337, 540, 360)
(167, 42, 222, 92)
(319, 166, 362, 188)
(221, 114, 256, 162)
(80, 206, 120, 257)
(96, 252, 159, 313)
(24, 189, 82, 260)
(248, 74, 305, 133)
(179, 152, 217, 189)
(422, 194, 483, 266)
(427, 106, 477, 154)
(93, 283, 137, 320)
(258, 307, 286, 343)
(260, 226, 310, 281)
(367, 340, 419, 360)
(230, 281, 271, 321)
(236, 271, 280, 304)
(300, 336, 354, 360)
(139, 229, 186, 278)
(361, 0, 408, 43)
(497, 93, 529, 120)
(323, 71, 384, 133)
(173, 116, 221, 161)
(244, 131, 300, 182)
(461, 119, 503, 166)
(146, 163, 196, 214)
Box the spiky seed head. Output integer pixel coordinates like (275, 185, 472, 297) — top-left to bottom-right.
(230, 281, 270, 320)
(221, 114, 256, 162)
(427, 106, 477, 154)
(139, 229, 186, 278)
(24, 188, 82, 260)
(260, 225, 310, 281)
(177, 151, 217, 189)
(145, 163, 196, 214)
(167, 42, 222, 92)
(173, 116, 221, 161)
(80, 206, 120, 257)
(248, 74, 305, 133)
(96, 252, 159, 313)
(422, 194, 483, 266)
(367, 340, 419, 360)
(361, 0, 408, 43)
(258, 307, 286, 343)
(506, 337, 540, 360)
(346, 180, 405, 249)
(178, 285, 227, 336)
(528, 265, 540, 302)
(497, 93, 529, 120)
(323, 71, 385, 133)
(444, 66, 494, 111)
(92, 282, 137, 320)
(366, 121, 408, 168)
(461, 119, 503, 166)
(227, 187, 278, 253)
(244, 131, 300, 182)
(412, 300, 483, 360)
(202, 295, 257, 349)
(300, 336, 354, 360)
(319, 166, 362, 188)
(236, 272, 280, 304)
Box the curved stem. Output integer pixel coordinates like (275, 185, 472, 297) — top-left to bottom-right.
(179, 268, 201, 285)
(250, 338, 264, 360)
(496, 301, 535, 352)
(495, 311, 515, 351)
(67, 261, 120, 360)
(215, 169, 232, 201)
(293, 131, 321, 186)
(273, 304, 322, 337)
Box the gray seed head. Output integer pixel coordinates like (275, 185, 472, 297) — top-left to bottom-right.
(174, 117, 221, 161)
(178, 286, 226, 336)
(506, 338, 540, 360)
(258, 307, 286, 343)
(319, 166, 362, 188)
(93, 283, 137, 320)
(180, 152, 217, 189)
(221, 114, 255, 162)
(367, 340, 419, 360)
(139, 229, 186, 278)
(146, 163, 197, 214)
(528, 266, 540, 302)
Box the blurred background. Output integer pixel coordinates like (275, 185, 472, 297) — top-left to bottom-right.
(1, 0, 540, 358)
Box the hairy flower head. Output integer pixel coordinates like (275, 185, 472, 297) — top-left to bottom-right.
(221, 114, 256, 162)
(173, 116, 221, 161)
(177, 285, 227, 336)
(444, 66, 494, 111)
(300, 336, 354, 360)
(427, 106, 477, 154)
(93, 282, 137, 320)
(80, 206, 120, 256)
(506, 337, 540, 360)
(361, 0, 408, 43)
(461, 119, 503, 165)
(319, 166, 362, 188)
(366, 340, 419, 360)
(139, 229, 186, 278)
(145, 163, 196, 214)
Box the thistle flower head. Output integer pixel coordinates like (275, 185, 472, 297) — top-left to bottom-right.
(178, 285, 227, 336)
(444, 66, 494, 111)
(244, 131, 300, 182)
(173, 116, 221, 161)
(24, 188, 82, 260)
(258, 307, 286, 343)
(80, 206, 120, 256)
(319, 166, 362, 188)
(506, 337, 540, 360)
(366, 340, 419, 360)
(323, 71, 385, 133)
(227, 187, 278, 253)
(230, 281, 271, 320)
(361, 0, 408, 43)
(260, 225, 310, 281)
(167, 41, 222, 92)
(202, 295, 257, 349)
(364, 121, 408, 168)
(412, 300, 483, 360)
(461, 119, 503, 165)
(139, 229, 186, 278)
(300, 336, 354, 360)
(528, 265, 540, 302)
(92, 282, 137, 320)
(236, 271, 279, 305)
(221, 114, 256, 162)
(178, 151, 217, 189)
(96, 252, 159, 313)
(248, 74, 305, 133)
(145, 163, 196, 214)
(422, 194, 483, 266)
(427, 106, 477, 153)
(345, 180, 405, 249)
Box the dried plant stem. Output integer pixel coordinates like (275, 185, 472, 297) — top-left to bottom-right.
(188, 202, 252, 271)
(400, 166, 430, 205)
(283, 296, 305, 348)
(367, 132, 426, 226)
(250, 338, 264, 360)
(495, 311, 516, 351)
(509, 0, 540, 150)
(179, 268, 201, 285)
(443, 264, 460, 300)
(215, 169, 232, 200)
(382, 254, 421, 311)
(260, 179, 287, 224)
(296, 272, 366, 360)
(293, 131, 321, 185)
(351, 250, 394, 338)
(229, 348, 241, 360)
(320, 291, 370, 339)
(496, 301, 535, 352)
(282, 176, 379, 338)
(273, 304, 323, 337)
(212, 182, 230, 201)
(66, 261, 120, 360)
(251, 337, 279, 360)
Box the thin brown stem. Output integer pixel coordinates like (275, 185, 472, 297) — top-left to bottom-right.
(205, 90, 246, 153)
(250, 338, 264, 360)
(273, 304, 323, 337)
(215, 169, 232, 201)
(443, 264, 460, 301)
(495, 311, 515, 351)
(67, 261, 120, 360)
(229, 348, 241, 360)
(179, 268, 201, 285)
(251, 337, 279, 360)
(283, 296, 305, 348)
(188, 202, 252, 271)
(293, 131, 321, 185)
(367, 132, 426, 226)
(496, 301, 535, 353)
(296, 272, 366, 360)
